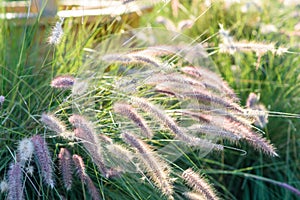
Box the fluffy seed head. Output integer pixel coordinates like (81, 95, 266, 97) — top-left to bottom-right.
(114, 102, 153, 138)
(85, 176, 101, 200)
(130, 97, 223, 150)
(183, 191, 206, 200)
(50, 75, 75, 89)
(70, 114, 109, 176)
(182, 169, 219, 200)
(17, 138, 34, 165)
(245, 93, 269, 128)
(246, 93, 259, 108)
(72, 154, 86, 181)
(25, 166, 34, 176)
(58, 148, 73, 190)
(8, 163, 23, 200)
(31, 135, 54, 188)
(0, 179, 8, 193)
(41, 113, 67, 134)
(48, 17, 64, 45)
(121, 132, 174, 199)
(0, 95, 4, 105)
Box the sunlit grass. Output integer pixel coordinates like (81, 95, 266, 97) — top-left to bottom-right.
(1, 0, 300, 199)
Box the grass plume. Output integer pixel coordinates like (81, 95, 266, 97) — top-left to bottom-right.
(50, 75, 75, 89)
(182, 168, 219, 200)
(114, 102, 153, 138)
(31, 135, 54, 188)
(72, 154, 101, 200)
(17, 138, 34, 166)
(121, 132, 174, 200)
(7, 163, 23, 200)
(130, 97, 223, 150)
(58, 148, 73, 191)
(41, 113, 67, 135)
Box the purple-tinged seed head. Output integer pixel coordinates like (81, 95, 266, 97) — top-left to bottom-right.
(72, 154, 87, 182)
(40, 113, 67, 134)
(0, 95, 4, 105)
(58, 148, 73, 190)
(51, 75, 75, 89)
(8, 163, 23, 200)
(31, 135, 54, 188)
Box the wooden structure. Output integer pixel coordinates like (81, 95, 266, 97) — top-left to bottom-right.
(0, 0, 156, 26)
(0, 0, 157, 67)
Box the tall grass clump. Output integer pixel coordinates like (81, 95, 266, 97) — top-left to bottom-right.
(0, 0, 299, 200)
(146, 0, 300, 199)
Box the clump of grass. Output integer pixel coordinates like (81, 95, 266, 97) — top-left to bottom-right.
(2, 0, 300, 199)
